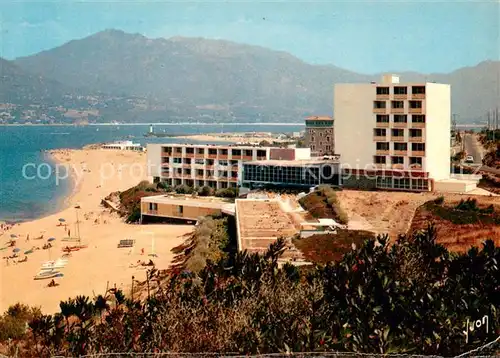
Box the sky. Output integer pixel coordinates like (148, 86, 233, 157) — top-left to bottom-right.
(0, 0, 499, 74)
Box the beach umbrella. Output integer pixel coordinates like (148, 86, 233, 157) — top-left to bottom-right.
(48, 238, 56, 242)
(13, 248, 20, 253)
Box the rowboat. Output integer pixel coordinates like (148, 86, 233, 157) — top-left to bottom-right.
(34, 270, 61, 280)
(41, 259, 67, 269)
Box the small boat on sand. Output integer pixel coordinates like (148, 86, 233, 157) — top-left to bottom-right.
(41, 259, 67, 269)
(34, 270, 61, 280)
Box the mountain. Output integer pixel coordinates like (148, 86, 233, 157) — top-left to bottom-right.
(11, 29, 500, 122)
(0, 57, 69, 105)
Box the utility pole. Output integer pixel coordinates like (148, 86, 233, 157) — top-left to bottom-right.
(487, 110, 491, 131)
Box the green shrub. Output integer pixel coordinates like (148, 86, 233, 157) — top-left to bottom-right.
(215, 187, 238, 198)
(434, 196, 445, 205)
(157, 181, 171, 191)
(126, 207, 141, 223)
(0, 303, 41, 341)
(198, 186, 215, 197)
(174, 184, 194, 194)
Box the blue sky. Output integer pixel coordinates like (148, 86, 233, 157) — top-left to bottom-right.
(1, 0, 498, 74)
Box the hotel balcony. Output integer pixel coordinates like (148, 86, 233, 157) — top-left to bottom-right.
(242, 155, 254, 161)
(376, 149, 389, 156)
(373, 135, 387, 142)
(195, 174, 205, 180)
(393, 122, 407, 128)
(205, 165, 214, 170)
(391, 136, 405, 142)
(161, 162, 170, 167)
(375, 122, 389, 128)
(393, 94, 407, 100)
(231, 154, 242, 160)
(393, 150, 408, 156)
(392, 164, 405, 170)
(182, 164, 192, 169)
(172, 151, 183, 157)
(207, 153, 217, 159)
(374, 163, 388, 169)
(391, 107, 405, 114)
(412, 93, 426, 100)
(161, 152, 172, 157)
(373, 107, 387, 114)
(411, 122, 426, 128)
(411, 150, 425, 156)
(218, 155, 229, 160)
(228, 177, 238, 182)
(376, 94, 390, 100)
(409, 107, 423, 114)
(409, 136, 424, 143)
(409, 164, 424, 171)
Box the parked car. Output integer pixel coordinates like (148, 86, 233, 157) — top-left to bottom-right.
(465, 155, 474, 163)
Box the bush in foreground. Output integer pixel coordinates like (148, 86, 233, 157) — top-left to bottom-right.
(2, 226, 499, 357)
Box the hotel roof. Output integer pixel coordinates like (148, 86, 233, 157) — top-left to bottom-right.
(235, 199, 303, 260)
(306, 115, 333, 120)
(141, 194, 234, 210)
(244, 158, 340, 166)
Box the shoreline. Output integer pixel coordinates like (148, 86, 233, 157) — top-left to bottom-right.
(1, 147, 193, 313)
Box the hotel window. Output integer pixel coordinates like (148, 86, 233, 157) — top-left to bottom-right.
(411, 179, 428, 190)
(376, 142, 389, 151)
(196, 148, 205, 154)
(244, 150, 253, 156)
(148, 203, 158, 211)
(374, 156, 386, 164)
(412, 86, 426, 94)
(376, 176, 392, 188)
(173, 157, 182, 164)
(326, 145, 331, 151)
(376, 87, 389, 95)
(391, 156, 404, 164)
(326, 136, 331, 141)
(374, 101, 386, 108)
(412, 115, 426, 123)
(208, 148, 217, 155)
(394, 86, 407, 95)
(410, 129, 423, 138)
(391, 129, 404, 137)
(409, 157, 423, 166)
(409, 100, 422, 109)
(394, 178, 411, 189)
(412, 143, 425, 152)
(175, 147, 182, 153)
(231, 149, 241, 156)
(195, 159, 204, 165)
(394, 143, 407, 151)
(177, 205, 183, 214)
(394, 115, 407, 123)
(391, 101, 404, 108)
(376, 115, 389, 123)
(374, 128, 386, 137)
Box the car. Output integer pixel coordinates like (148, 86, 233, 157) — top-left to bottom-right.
(465, 155, 474, 163)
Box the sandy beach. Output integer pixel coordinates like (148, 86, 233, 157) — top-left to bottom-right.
(0, 148, 192, 314)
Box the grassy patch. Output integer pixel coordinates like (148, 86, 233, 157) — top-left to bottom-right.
(298, 185, 348, 224)
(293, 229, 375, 263)
(423, 200, 500, 226)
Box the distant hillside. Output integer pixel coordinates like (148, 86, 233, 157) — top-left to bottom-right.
(0, 57, 68, 105)
(10, 30, 500, 122)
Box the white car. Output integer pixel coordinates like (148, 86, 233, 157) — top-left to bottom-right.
(465, 155, 474, 163)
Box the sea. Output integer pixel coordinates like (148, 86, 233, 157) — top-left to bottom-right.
(0, 124, 304, 222)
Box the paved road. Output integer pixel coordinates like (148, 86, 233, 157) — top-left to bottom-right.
(462, 132, 500, 175)
(463, 133, 483, 165)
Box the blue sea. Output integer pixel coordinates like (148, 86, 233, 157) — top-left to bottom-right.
(0, 124, 304, 222)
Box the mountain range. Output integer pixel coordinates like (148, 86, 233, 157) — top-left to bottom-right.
(1, 29, 499, 123)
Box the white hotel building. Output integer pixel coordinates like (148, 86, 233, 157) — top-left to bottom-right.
(334, 74, 453, 191)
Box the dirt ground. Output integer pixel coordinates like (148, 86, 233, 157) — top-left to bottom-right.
(336, 190, 437, 238)
(336, 190, 499, 240)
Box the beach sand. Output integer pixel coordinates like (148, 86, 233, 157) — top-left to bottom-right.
(0, 148, 192, 314)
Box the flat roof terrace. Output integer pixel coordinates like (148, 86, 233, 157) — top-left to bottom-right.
(142, 194, 234, 210)
(244, 159, 340, 166)
(235, 199, 302, 259)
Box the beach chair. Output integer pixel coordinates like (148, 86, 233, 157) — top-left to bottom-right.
(117, 239, 135, 248)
